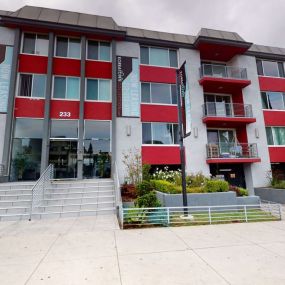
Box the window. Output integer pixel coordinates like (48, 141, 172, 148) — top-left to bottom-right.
(86, 79, 111, 101)
(87, 40, 111, 61)
(50, 120, 78, 139)
(266, 127, 285, 145)
(55, 37, 81, 59)
(140, 46, 178, 67)
(141, 82, 177, 104)
(14, 118, 44, 138)
(18, 74, 46, 98)
(261, 92, 285, 110)
(53, 77, 80, 100)
(256, 59, 285, 77)
(22, 33, 49, 56)
(142, 122, 179, 144)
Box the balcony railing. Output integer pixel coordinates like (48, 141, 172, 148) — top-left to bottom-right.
(206, 143, 258, 159)
(200, 64, 248, 80)
(203, 102, 253, 118)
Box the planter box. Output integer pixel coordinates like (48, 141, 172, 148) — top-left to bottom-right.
(255, 187, 285, 204)
(156, 191, 260, 208)
(123, 201, 135, 208)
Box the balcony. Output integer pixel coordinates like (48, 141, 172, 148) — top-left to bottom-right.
(206, 143, 261, 164)
(199, 64, 251, 93)
(202, 102, 256, 127)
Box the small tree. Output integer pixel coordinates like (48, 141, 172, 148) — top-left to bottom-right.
(122, 148, 142, 186)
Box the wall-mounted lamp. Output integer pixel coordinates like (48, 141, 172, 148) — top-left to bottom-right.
(255, 128, 259, 139)
(193, 127, 198, 138)
(126, 125, 131, 136)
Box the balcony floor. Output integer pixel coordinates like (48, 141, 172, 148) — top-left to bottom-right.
(206, 158, 261, 164)
(203, 116, 256, 127)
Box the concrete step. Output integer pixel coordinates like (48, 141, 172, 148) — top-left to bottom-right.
(0, 200, 31, 207)
(44, 190, 114, 199)
(45, 185, 114, 192)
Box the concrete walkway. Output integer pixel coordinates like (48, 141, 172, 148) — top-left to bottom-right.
(0, 216, 285, 285)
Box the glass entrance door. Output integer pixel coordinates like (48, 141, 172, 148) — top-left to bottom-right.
(49, 140, 77, 179)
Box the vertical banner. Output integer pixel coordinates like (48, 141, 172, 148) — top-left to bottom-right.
(178, 61, 191, 137)
(116, 56, 140, 117)
(0, 45, 13, 113)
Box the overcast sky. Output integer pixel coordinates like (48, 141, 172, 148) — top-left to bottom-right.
(1, 0, 285, 47)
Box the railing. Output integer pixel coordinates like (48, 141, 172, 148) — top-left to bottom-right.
(200, 64, 248, 79)
(0, 164, 5, 176)
(29, 164, 54, 220)
(112, 161, 123, 227)
(122, 202, 281, 228)
(206, 143, 258, 159)
(203, 102, 253, 118)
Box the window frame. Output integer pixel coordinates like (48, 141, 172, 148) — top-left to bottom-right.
(261, 91, 285, 111)
(140, 46, 179, 68)
(266, 126, 285, 146)
(86, 40, 111, 62)
(21, 33, 49, 56)
(52, 75, 81, 101)
(257, 59, 285, 78)
(85, 78, 112, 102)
(54, 36, 82, 59)
(142, 122, 179, 145)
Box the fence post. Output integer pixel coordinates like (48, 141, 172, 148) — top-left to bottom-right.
(278, 204, 282, 220)
(121, 208, 124, 229)
(167, 208, 170, 226)
(244, 205, 248, 222)
(208, 207, 212, 224)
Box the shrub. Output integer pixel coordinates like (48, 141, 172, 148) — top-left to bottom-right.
(136, 180, 154, 197)
(272, 180, 285, 189)
(229, 185, 249, 196)
(135, 191, 161, 208)
(152, 167, 181, 184)
(142, 164, 151, 181)
(186, 186, 205, 193)
(151, 179, 178, 194)
(204, 180, 229, 193)
(186, 172, 208, 188)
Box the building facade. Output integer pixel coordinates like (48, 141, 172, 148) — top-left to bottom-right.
(0, 6, 284, 194)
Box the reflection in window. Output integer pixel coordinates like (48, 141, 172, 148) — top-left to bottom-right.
(266, 127, 285, 145)
(261, 92, 285, 110)
(18, 74, 46, 98)
(56, 37, 81, 59)
(22, 33, 49, 56)
(50, 120, 78, 139)
(87, 40, 111, 61)
(53, 76, 80, 99)
(256, 59, 285, 77)
(86, 79, 111, 101)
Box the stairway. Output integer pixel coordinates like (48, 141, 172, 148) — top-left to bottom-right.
(0, 179, 116, 221)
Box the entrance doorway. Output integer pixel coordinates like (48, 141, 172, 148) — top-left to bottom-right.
(49, 140, 77, 179)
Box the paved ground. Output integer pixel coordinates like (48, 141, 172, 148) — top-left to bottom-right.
(0, 215, 285, 285)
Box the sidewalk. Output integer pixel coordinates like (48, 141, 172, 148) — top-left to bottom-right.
(0, 215, 285, 284)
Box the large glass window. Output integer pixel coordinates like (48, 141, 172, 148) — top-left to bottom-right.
(50, 120, 78, 139)
(256, 59, 285, 77)
(141, 82, 177, 104)
(140, 46, 178, 67)
(142, 122, 179, 144)
(22, 33, 49, 56)
(53, 76, 80, 100)
(11, 119, 43, 181)
(266, 127, 285, 145)
(261, 92, 285, 110)
(86, 79, 111, 101)
(55, 37, 81, 59)
(87, 40, 111, 61)
(18, 74, 46, 98)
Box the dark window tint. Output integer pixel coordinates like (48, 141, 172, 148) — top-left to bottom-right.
(140, 47, 149, 64)
(262, 60, 279, 77)
(256, 59, 263, 76)
(23, 34, 36, 54)
(100, 42, 111, 61)
(171, 85, 177, 104)
(278, 62, 285, 77)
(169, 50, 178, 67)
(56, 37, 68, 57)
(88, 41, 99, 60)
(151, 83, 171, 104)
(141, 83, 150, 103)
(86, 79, 98, 100)
(51, 120, 78, 138)
(261, 92, 268, 109)
(19, 74, 32, 97)
(267, 92, 284, 109)
(142, 123, 152, 144)
(53, 77, 66, 98)
(172, 124, 179, 144)
(14, 118, 43, 138)
(266, 127, 274, 145)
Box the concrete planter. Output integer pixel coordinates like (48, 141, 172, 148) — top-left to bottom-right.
(156, 191, 260, 207)
(123, 201, 135, 208)
(255, 187, 285, 204)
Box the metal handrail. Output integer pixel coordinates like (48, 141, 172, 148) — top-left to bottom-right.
(29, 164, 54, 220)
(112, 161, 123, 227)
(203, 102, 253, 118)
(200, 64, 248, 79)
(206, 142, 258, 159)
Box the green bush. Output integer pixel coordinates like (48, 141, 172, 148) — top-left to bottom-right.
(142, 164, 151, 181)
(186, 172, 208, 188)
(151, 180, 179, 194)
(204, 180, 229, 193)
(186, 186, 205, 193)
(136, 180, 154, 197)
(135, 191, 161, 208)
(272, 180, 285, 189)
(238, 187, 248, 196)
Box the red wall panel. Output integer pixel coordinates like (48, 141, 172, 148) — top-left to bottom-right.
(141, 104, 178, 123)
(140, 65, 176, 84)
(85, 61, 112, 79)
(269, 147, 285, 162)
(263, 110, 285, 126)
(84, 102, 112, 120)
(14, 97, 45, 118)
(18, 54, 48, 74)
(50, 100, 79, 119)
(259, 77, 285, 92)
(236, 127, 248, 144)
(53, 58, 81, 76)
(142, 146, 180, 164)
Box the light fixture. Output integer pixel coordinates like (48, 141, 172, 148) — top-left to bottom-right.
(193, 127, 198, 138)
(126, 125, 131, 136)
(255, 128, 259, 138)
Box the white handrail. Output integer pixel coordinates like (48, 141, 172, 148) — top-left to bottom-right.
(112, 161, 123, 226)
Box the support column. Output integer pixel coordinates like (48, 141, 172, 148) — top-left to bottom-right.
(40, 32, 55, 174)
(111, 40, 117, 175)
(2, 28, 21, 177)
(77, 36, 86, 179)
